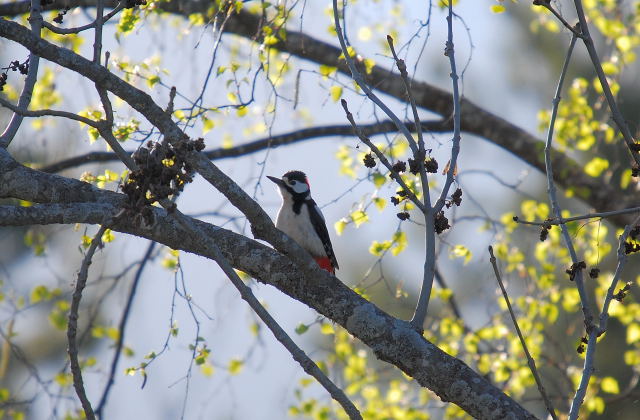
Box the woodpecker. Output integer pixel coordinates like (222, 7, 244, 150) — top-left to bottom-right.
(267, 170, 339, 274)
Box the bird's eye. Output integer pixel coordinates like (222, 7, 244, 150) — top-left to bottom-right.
(290, 180, 297, 185)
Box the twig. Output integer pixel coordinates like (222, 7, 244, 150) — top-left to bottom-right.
(89, 95, 360, 416)
(340, 100, 424, 212)
(515, 206, 640, 227)
(432, 1, 462, 216)
(0, 0, 42, 148)
(533, 1, 584, 39)
(571, 0, 640, 167)
(40, 119, 452, 173)
(93, 0, 105, 64)
(42, 2, 124, 35)
(597, 217, 639, 334)
(540, 29, 601, 420)
(96, 122, 137, 169)
(488, 246, 558, 420)
(569, 215, 639, 418)
(95, 241, 157, 417)
(386, 35, 425, 154)
(410, 0, 463, 329)
(333, 0, 442, 330)
(169, 211, 363, 420)
(543, 32, 595, 326)
(68, 226, 107, 420)
(331, 0, 418, 154)
(0, 96, 99, 126)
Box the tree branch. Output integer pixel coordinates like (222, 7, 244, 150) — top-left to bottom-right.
(95, 240, 156, 417)
(169, 210, 362, 419)
(68, 226, 105, 420)
(489, 246, 558, 420)
(1, 1, 638, 226)
(0, 154, 539, 419)
(39, 120, 451, 173)
(0, 0, 42, 148)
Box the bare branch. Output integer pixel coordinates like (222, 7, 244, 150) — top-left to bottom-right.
(572, 0, 640, 166)
(68, 226, 106, 420)
(515, 206, 640, 227)
(0, 96, 99, 126)
(95, 241, 156, 417)
(542, 33, 596, 326)
(569, 215, 640, 419)
(598, 217, 639, 334)
(386, 35, 425, 154)
(0, 0, 43, 148)
(331, 0, 419, 155)
(533, 1, 584, 39)
(340, 99, 424, 212)
(0, 153, 540, 418)
(39, 119, 451, 173)
(41, 2, 124, 35)
(489, 246, 558, 420)
(169, 211, 362, 419)
(1, 1, 636, 226)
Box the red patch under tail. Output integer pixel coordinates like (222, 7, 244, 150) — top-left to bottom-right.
(314, 257, 335, 274)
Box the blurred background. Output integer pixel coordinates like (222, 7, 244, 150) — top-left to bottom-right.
(1, 0, 639, 419)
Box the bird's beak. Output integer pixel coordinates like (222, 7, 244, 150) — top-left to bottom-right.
(266, 175, 285, 187)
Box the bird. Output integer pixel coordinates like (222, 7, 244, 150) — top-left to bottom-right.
(267, 170, 339, 274)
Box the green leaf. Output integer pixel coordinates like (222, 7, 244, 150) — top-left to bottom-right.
(449, 244, 472, 264)
(319, 65, 337, 78)
(601, 377, 619, 394)
(372, 172, 386, 188)
(117, 8, 139, 35)
(391, 231, 407, 256)
(320, 323, 335, 335)
(363, 58, 375, 75)
(49, 300, 70, 330)
(584, 157, 609, 177)
(228, 359, 244, 375)
(620, 168, 632, 189)
(263, 35, 279, 45)
(202, 117, 215, 134)
(369, 240, 391, 257)
(330, 85, 343, 102)
(373, 197, 387, 211)
(102, 229, 115, 243)
(350, 210, 368, 227)
(295, 323, 309, 334)
(146, 75, 160, 88)
(627, 323, 640, 344)
(54, 372, 73, 388)
(236, 106, 248, 117)
(30, 285, 50, 304)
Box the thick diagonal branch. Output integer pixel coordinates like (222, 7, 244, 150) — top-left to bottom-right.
(0, 149, 538, 419)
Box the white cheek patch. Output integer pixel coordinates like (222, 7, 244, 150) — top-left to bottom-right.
(291, 182, 309, 194)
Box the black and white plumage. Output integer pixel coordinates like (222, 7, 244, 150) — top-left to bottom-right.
(267, 170, 339, 274)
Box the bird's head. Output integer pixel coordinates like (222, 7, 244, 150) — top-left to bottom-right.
(267, 170, 310, 199)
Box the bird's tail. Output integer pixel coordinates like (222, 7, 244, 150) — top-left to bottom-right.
(314, 257, 335, 274)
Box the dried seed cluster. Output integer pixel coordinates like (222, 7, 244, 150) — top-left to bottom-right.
(0, 59, 29, 91)
(121, 138, 204, 225)
(625, 225, 640, 255)
(565, 261, 586, 281)
(125, 0, 147, 8)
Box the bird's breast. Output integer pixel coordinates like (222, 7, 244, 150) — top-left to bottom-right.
(275, 205, 327, 257)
